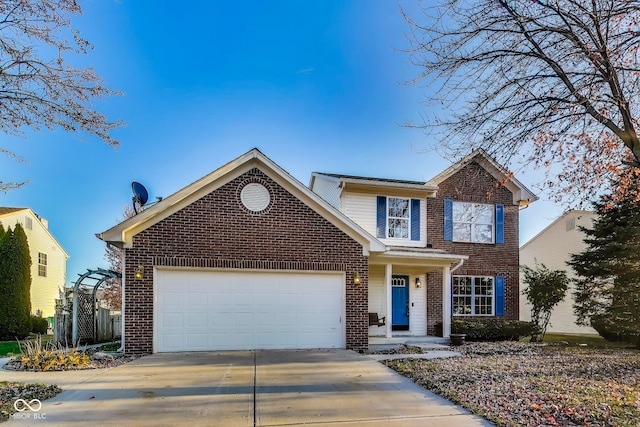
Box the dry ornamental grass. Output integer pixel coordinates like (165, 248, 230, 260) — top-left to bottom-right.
(384, 342, 640, 427)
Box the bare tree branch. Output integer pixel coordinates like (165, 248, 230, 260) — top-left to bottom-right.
(0, 0, 123, 192)
(403, 0, 640, 204)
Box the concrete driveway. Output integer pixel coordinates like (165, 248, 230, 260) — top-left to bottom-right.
(2, 350, 491, 426)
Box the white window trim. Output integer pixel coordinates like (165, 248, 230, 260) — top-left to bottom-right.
(386, 197, 411, 240)
(38, 252, 47, 277)
(452, 275, 495, 316)
(452, 202, 495, 244)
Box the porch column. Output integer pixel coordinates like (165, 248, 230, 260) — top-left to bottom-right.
(442, 265, 452, 337)
(385, 263, 392, 338)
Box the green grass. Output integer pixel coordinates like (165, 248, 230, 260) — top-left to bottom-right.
(0, 335, 54, 357)
(542, 333, 632, 349)
(0, 340, 21, 357)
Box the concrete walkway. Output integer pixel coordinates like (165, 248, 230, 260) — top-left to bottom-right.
(2, 350, 491, 427)
(367, 341, 463, 361)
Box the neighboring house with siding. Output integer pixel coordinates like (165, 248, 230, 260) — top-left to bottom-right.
(97, 148, 536, 354)
(0, 207, 69, 319)
(520, 210, 597, 335)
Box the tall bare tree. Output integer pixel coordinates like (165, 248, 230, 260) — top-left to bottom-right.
(0, 0, 122, 192)
(403, 0, 640, 204)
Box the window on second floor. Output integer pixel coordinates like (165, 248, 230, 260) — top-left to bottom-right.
(453, 202, 494, 243)
(387, 197, 410, 238)
(444, 199, 504, 244)
(376, 196, 421, 241)
(38, 252, 47, 277)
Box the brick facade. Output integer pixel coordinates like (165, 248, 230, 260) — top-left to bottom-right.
(426, 160, 520, 334)
(123, 168, 368, 354)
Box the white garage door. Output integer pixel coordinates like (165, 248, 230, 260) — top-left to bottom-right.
(154, 269, 345, 352)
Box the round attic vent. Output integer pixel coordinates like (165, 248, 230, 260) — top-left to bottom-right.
(240, 183, 271, 212)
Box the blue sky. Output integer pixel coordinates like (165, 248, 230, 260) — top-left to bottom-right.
(0, 1, 563, 286)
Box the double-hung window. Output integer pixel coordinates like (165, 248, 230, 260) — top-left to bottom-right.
(376, 196, 421, 241)
(38, 252, 47, 277)
(453, 275, 494, 316)
(387, 197, 410, 238)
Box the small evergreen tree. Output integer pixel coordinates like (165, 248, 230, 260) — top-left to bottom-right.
(0, 224, 32, 339)
(0, 224, 12, 338)
(521, 262, 569, 342)
(568, 182, 640, 348)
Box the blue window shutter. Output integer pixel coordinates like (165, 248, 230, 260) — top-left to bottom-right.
(410, 199, 420, 241)
(376, 196, 386, 238)
(495, 275, 505, 316)
(443, 199, 453, 241)
(495, 204, 504, 244)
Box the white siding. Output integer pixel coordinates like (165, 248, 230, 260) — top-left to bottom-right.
(368, 265, 386, 336)
(409, 274, 427, 335)
(310, 175, 341, 209)
(342, 193, 377, 236)
(520, 211, 597, 335)
(0, 210, 68, 318)
(368, 265, 427, 336)
(342, 192, 427, 247)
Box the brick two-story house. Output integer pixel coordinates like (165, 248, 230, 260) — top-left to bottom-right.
(98, 148, 535, 354)
(311, 150, 536, 338)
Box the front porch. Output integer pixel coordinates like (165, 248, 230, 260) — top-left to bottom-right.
(367, 248, 467, 340)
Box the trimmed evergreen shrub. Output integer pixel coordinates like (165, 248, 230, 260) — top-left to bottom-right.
(30, 316, 49, 335)
(0, 224, 32, 340)
(451, 318, 540, 341)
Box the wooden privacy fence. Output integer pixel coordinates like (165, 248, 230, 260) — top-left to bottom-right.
(97, 308, 122, 342)
(54, 295, 121, 345)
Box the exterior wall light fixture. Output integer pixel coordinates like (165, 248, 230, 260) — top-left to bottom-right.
(353, 272, 361, 285)
(134, 265, 144, 281)
(415, 277, 422, 288)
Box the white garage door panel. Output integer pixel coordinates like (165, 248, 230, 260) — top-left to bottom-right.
(154, 270, 344, 352)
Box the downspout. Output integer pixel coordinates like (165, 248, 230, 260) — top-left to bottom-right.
(118, 255, 126, 353)
(442, 257, 465, 338)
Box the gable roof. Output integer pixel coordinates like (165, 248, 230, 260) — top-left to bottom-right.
(0, 207, 69, 259)
(97, 148, 386, 255)
(426, 149, 538, 206)
(520, 209, 595, 251)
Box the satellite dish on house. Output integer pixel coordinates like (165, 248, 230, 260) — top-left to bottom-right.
(131, 181, 149, 214)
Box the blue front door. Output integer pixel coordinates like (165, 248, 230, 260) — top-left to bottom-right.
(392, 275, 409, 330)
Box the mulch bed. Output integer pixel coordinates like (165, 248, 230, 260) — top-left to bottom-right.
(384, 341, 640, 427)
(3, 354, 138, 372)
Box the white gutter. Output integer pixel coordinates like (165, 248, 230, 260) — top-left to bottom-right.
(450, 258, 465, 273)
